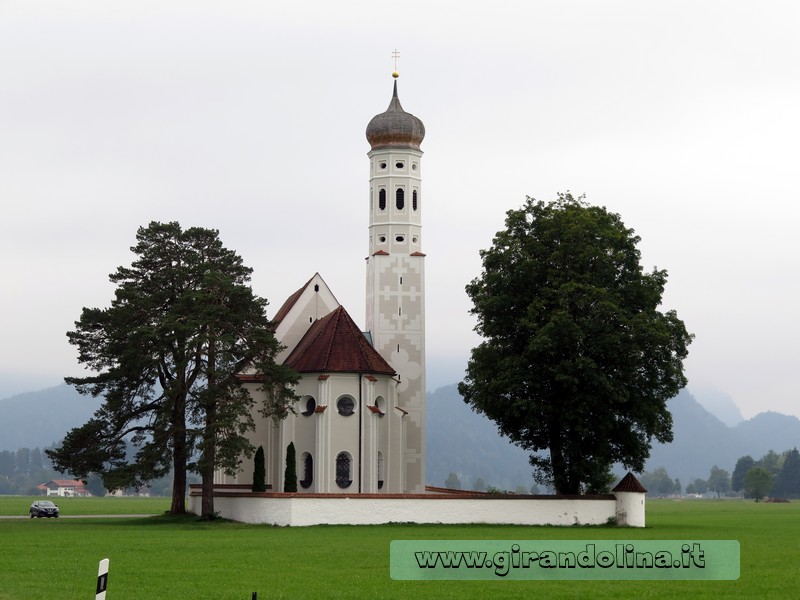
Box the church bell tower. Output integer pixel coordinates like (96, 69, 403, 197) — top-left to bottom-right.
(365, 71, 426, 493)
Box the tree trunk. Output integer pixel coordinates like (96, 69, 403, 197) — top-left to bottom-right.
(169, 392, 188, 515)
(200, 398, 217, 519)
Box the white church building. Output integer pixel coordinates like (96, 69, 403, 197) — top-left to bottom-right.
(191, 73, 647, 527)
(212, 73, 427, 496)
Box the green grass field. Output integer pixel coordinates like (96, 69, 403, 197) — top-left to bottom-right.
(0, 495, 169, 517)
(0, 498, 796, 599)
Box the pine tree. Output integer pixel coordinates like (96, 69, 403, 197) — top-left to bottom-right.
(773, 448, 800, 498)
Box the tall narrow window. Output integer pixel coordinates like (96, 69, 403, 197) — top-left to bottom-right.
(377, 451, 384, 490)
(378, 188, 386, 210)
(335, 452, 352, 489)
(396, 188, 405, 210)
(300, 453, 313, 489)
(412, 190, 418, 211)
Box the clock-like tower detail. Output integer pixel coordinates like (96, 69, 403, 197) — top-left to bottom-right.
(365, 74, 426, 493)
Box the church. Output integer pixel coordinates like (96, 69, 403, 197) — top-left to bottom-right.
(215, 72, 428, 494)
(199, 72, 647, 527)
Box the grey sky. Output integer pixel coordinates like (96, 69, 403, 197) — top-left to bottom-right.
(1, 1, 798, 418)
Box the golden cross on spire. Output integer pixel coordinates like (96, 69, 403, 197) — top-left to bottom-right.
(392, 49, 400, 78)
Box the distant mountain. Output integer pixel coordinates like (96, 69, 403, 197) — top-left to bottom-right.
(645, 389, 743, 483)
(691, 385, 744, 427)
(734, 412, 800, 457)
(426, 384, 534, 491)
(0, 384, 102, 451)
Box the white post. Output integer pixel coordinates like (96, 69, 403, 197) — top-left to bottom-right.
(96, 558, 109, 599)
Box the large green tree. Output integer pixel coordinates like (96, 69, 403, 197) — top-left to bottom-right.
(459, 194, 693, 494)
(46, 222, 298, 517)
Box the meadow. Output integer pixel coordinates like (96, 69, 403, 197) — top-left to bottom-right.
(0, 497, 796, 599)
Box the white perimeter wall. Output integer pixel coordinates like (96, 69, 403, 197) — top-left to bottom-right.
(189, 494, 635, 527)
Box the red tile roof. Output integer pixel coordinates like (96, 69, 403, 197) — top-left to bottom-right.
(49, 479, 85, 487)
(612, 472, 648, 493)
(284, 306, 396, 375)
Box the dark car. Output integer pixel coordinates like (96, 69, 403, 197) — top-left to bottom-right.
(29, 500, 60, 518)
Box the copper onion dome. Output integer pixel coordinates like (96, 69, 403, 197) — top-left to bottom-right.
(366, 79, 425, 151)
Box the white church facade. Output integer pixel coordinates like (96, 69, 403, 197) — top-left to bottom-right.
(213, 74, 427, 495)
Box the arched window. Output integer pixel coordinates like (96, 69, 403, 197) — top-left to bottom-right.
(377, 451, 384, 490)
(300, 453, 313, 489)
(335, 452, 352, 489)
(378, 189, 386, 210)
(412, 190, 418, 211)
(396, 188, 405, 210)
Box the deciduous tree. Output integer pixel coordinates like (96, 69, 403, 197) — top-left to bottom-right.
(707, 465, 731, 498)
(743, 467, 773, 501)
(459, 194, 692, 494)
(46, 222, 297, 517)
(444, 472, 461, 490)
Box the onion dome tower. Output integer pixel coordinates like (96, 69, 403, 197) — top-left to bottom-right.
(365, 72, 427, 493)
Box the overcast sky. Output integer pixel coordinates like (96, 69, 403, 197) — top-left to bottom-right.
(1, 1, 798, 419)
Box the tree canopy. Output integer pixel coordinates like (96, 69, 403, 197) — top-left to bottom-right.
(743, 467, 773, 501)
(459, 194, 693, 494)
(46, 222, 298, 516)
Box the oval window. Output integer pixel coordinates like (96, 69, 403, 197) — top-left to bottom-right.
(337, 396, 355, 416)
(301, 396, 316, 416)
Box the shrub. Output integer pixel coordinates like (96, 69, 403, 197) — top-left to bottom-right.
(252, 446, 267, 493)
(284, 443, 297, 493)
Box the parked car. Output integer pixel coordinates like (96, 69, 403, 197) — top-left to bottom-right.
(29, 500, 59, 518)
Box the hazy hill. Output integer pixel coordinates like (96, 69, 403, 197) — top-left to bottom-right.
(426, 383, 533, 490)
(692, 386, 745, 427)
(733, 412, 800, 457)
(0, 384, 101, 451)
(425, 385, 800, 489)
(645, 389, 743, 483)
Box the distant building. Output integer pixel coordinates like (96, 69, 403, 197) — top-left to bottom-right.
(37, 479, 90, 497)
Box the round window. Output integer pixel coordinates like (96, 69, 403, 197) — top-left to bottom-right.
(395, 161, 404, 169)
(337, 396, 355, 416)
(379, 162, 387, 169)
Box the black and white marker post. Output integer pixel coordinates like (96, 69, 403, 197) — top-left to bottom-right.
(96, 558, 109, 599)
